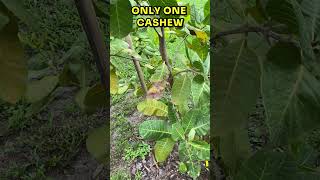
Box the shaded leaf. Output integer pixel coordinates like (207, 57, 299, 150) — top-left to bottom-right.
(236, 150, 320, 180)
(86, 125, 108, 163)
(266, 0, 298, 33)
(76, 84, 107, 113)
(25, 76, 59, 103)
(220, 129, 251, 173)
(0, 9, 27, 103)
(213, 40, 260, 135)
(1, 0, 39, 29)
(262, 42, 320, 145)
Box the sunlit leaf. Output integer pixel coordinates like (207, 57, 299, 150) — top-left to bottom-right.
(137, 99, 168, 117)
(154, 138, 175, 163)
(172, 74, 191, 106)
(110, 68, 119, 94)
(170, 122, 185, 141)
(139, 120, 171, 141)
(110, 0, 132, 38)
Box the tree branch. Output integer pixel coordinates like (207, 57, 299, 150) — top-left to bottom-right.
(125, 35, 148, 96)
(157, 27, 174, 87)
(74, 0, 109, 90)
(213, 25, 291, 43)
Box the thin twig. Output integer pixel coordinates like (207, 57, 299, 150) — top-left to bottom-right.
(110, 54, 136, 61)
(152, 153, 159, 169)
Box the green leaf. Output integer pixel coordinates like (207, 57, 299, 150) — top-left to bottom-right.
(178, 141, 203, 178)
(139, 120, 171, 140)
(86, 125, 108, 163)
(168, 102, 178, 123)
(154, 138, 175, 163)
(84, 84, 108, 110)
(137, 99, 168, 117)
(25, 76, 59, 103)
(191, 61, 204, 73)
(301, 0, 320, 40)
(266, 0, 299, 33)
(291, 0, 320, 77)
(178, 162, 188, 173)
(187, 38, 208, 60)
(59, 63, 80, 86)
(191, 75, 209, 106)
(193, 115, 210, 136)
(181, 109, 201, 135)
(150, 62, 169, 83)
(172, 74, 192, 106)
(188, 128, 196, 141)
(186, 162, 201, 179)
(236, 150, 320, 180)
(0, 10, 27, 104)
(94, 0, 108, 17)
(1, 0, 39, 29)
(219, 129, 251, 173)
(178, 141, 194, 162)
(76, 84, 107, 113)
(262, 42, 320, 145)
(110, 0, 133, 38)
(203, 0, 210, 21)
(213, 40, 260, 135)
(170, 122, 185, 141)
(187, 140, 210, 160)
(117, 84, 129, 94)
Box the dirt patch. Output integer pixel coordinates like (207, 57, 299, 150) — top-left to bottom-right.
(130, 145, 209, 180)
(0, 87, 107, 179)
(47, 147, 108, 180)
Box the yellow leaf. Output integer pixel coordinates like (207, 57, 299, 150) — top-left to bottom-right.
(110, 69, 118, 94)
(195, 30, 209, 43)
(137, 99, 168, 117)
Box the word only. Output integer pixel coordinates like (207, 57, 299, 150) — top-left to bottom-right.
(131, 6, 187, 27)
